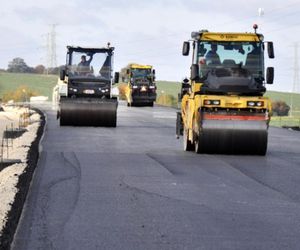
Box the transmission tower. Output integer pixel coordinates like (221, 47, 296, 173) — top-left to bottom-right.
(290, 42, 299, 116)
(292, 43, 299, 93)
(46, 24, 57, 72)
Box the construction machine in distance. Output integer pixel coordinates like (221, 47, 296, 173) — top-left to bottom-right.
(122, 64, 157, 106)
(176, 25, 275, 155)
(56, 45, 119, 127)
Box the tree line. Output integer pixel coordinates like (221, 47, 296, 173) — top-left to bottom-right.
(4, 57, 62, 75)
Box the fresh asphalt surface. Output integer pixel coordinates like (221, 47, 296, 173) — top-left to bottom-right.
(12, 101, 300, 250)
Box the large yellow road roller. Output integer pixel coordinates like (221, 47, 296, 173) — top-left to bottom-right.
(176, 25, 275, 155)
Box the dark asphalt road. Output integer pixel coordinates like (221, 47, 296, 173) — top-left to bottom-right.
(12, 102, 300, 250)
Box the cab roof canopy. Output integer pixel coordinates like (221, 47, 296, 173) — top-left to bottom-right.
(130, 63, 152, 69)
(191, 31, 263, 42)
(66, 46, 114, 53)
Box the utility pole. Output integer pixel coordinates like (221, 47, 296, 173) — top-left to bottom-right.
(290, 42, 299, 116)
(46, 24, 58, 74)
(293, 42, 299, 93)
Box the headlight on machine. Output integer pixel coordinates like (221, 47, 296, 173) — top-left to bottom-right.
(100, 88, 109, 93)
(132, 85, 138, 89)
(69, 88, 77, 92)
(256, 101, 264, 107)
(247, 101, 255, 106)
(247, 101, 264, 107)
(203, 100, 220, 105)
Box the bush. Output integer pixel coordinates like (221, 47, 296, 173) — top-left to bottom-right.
(34, 65, 46, 74)
(2, 85, 39, 102)
(118, 84, 127, 100)
(156, 94, 177, 107)
(272, 100, 290, 116)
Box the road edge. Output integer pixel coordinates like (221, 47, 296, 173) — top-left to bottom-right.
(0, 108, 45, 250)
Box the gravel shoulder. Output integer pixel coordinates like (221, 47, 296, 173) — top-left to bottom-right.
(0, 105, 45, 249)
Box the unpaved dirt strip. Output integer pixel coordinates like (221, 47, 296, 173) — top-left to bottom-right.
(0, 106, 44, 250)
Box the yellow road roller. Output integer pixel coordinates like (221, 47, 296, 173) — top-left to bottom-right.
(122, 64, 156, 107)
(176, 25, 275, 155)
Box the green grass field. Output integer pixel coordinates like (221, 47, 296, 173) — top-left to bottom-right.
(270, 116, 300, 127)
(156, 80, 181, 98)
(265, 91, 300, 116)
(0, 72, 57, 100)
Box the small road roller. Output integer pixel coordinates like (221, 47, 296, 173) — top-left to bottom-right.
(55, 45, 119, 127)
(121, 64, 156, 107)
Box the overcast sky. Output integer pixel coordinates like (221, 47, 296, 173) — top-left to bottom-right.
(1, 0, 300, 92)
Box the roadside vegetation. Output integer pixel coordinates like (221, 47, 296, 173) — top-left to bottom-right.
(117, 83, 127, 100)
(0, 72, 57, 101)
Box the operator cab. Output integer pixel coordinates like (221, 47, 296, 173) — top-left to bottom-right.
(129, 67, 155, 86)
(183, 26, 274, 96)
(59, 46, 119, 98)
(65, 46, 114, 81)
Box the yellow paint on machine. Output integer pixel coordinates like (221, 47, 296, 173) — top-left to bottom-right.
(201, 32, 261, 42)
(129, 64, 152, 69)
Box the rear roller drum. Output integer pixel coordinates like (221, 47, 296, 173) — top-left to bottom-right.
(200, 120, 268, 155)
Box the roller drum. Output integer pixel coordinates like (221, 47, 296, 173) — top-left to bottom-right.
(60, 98, 117, 127)
(198, 120, 268, 155)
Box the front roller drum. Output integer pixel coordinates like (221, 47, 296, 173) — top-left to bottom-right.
(60, 98, 117, 127)
(196, 120, 268, 155)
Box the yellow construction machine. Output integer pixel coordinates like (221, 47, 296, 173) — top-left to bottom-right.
(122, 64, 157, 106)
(176, 25, 274, 155)
(56, 45, 119, 126)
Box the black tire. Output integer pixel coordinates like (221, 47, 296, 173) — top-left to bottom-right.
(194, 133, 203, 154)
(59, 111, 66, 126)
(176, 112, 183, 137)
(183, 129, 194, 151)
